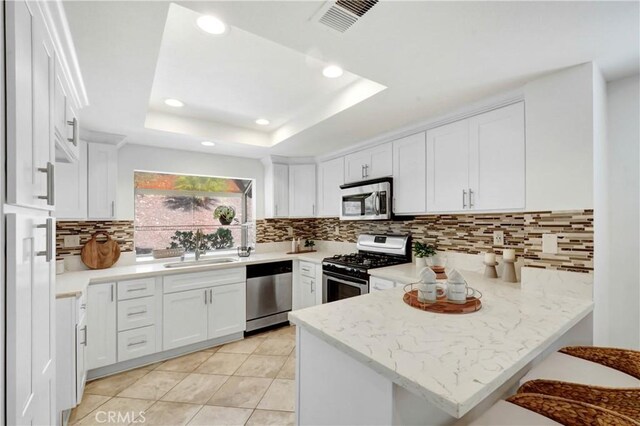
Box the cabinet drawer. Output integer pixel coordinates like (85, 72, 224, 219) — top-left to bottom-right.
(164, 268, 246, 294)
(118, 326, 157, 362)
(118, 277, 156, 300)
(117, 297, 155, 331)
(299, 261, 316, 278)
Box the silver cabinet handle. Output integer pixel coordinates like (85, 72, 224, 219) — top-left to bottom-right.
(111, 284, 114, 302)
(111, 201, 115, 218)
(37, 162, 55, 206)
(127, 310, 147, 317)
(312, 204, 315, 216)
(310, 280, 315, 293)
(275, 204, 278, 217)
(469, 188, 474, 208)
(204, 289, 208, 305)
(462, 189, 467, 209)
(67, 117, 78, 146)
(127, 340, 147, 347)
(209, 289, 213, 304)
(364, 164, 369, 178)
(36, 218, 54, 262)
(126, 286, 147, 292)
(361, 165, 365, 179)
(80, 325, 88, 346)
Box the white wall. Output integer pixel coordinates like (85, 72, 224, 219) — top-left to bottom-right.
(524, 63, 595, 211)
(117, 144, 265, 220)
(595, 74, 640, 349)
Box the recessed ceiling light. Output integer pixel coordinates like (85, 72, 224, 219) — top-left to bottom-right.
(322, 65, 343, 78)
(201, 141, 215, 147)
(197, 15, 227, 35)
(255, 118, 270, 126)
(164, 98, 184, 107)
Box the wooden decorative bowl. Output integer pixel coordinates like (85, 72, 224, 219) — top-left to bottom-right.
(403, 283, 482, 314)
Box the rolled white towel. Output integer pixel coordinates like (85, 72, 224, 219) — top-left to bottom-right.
(419, 267, 437, 284)
(447, 269, 466, 284)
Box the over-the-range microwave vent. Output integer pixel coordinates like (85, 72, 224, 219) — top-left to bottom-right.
(313, 0, 379, 33)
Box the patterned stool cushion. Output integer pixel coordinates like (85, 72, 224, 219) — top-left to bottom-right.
(560, 346, 640, 380)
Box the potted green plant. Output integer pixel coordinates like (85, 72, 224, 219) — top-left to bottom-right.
(304, 239, 316, 252)
(213, 205, 236, 225)
(413, 242, 436, 267)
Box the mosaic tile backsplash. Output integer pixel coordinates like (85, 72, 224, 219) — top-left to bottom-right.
(57, 210, 593, 273)
(56, 221, 135, 258)
(256, 210, 594, 273)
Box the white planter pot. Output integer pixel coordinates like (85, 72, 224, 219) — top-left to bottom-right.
(415, 257, 427, 268)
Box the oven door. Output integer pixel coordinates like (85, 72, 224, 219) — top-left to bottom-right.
(322, 271, 369, 303)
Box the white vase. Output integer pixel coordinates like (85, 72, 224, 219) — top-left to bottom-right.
(415, 257, 427, 268)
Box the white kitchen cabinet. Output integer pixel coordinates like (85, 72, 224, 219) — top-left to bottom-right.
(299, 276, 317, 309)
(468, 102, 525, 210)
(54, 58, 80, 163)
(264, 162, 290, 218)
(88, 143, 118, 219)
(87, 282, 117, 369)
(289, 164, 317, 217)
(297, 261, 320, 309)
(6, 213, 56, 425)
(318, 157, 344, 217)
(6, 0, 55, 211)
(427, 102, 525, 213)
(370, 276, 396, 292)
(208, 283, 246, 339)
(426, 120, 470, 212)
(55, 138, 88, 219)
(344, 143, 393, 183)
(56, 295, 87, 413)
(118, 326, 157, 362)
(163, 288, 209, 350)
(392, 132, 427, 214)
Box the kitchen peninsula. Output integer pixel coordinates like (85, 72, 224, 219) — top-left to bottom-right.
(288, 269, 594, 425)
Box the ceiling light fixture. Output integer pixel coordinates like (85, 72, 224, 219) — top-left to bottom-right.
(164, 98, 184, 107)
(201, 141, 215, 147)
(255, 118, 270, 126)
(197, 15, 227, 35)
(322, 65, 343, 78)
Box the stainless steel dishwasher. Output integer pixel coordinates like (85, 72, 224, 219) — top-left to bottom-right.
(246, 261, 293, 332)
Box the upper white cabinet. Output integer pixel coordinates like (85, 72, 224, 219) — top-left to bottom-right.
(54, 59, 80, 163)
(317, 157, 344, 217)
(86, 282, 117, 370)
(6, 1, 55, 211)
(264, 162, 290, 218)
(289, 164, 316, 217)
(426, 120, 470, 212)
(88, 143, 118, 219)
(427, 102, 525, 213)
(468, 102, 525, 210)
(56, 139, 88, 219)
(392, 132, 426, 214)
(344, 142, 393, 183)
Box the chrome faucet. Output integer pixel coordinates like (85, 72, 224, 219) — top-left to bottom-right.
(194, 229, 204, 261)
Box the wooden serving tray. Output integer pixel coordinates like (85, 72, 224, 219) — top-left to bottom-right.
(286, 249, 317, 254)
(403, 289, 482, 314)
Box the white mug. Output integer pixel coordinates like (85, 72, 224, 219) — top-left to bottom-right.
(447, 282, 475, 304)
(418, 282, 438, 303)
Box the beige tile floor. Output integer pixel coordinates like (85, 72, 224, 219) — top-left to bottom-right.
(71, 325, 296, 426)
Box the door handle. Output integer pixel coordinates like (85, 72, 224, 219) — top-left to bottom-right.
(127, 340, 147, 347)
(310, 280, 315, 293)
(36, 218, 54, 262)
(111, 201, 115, 218)
(462, 189, 467, 209)
(204, 289, 208, 305)
(209, 289, 213, 304)
(127, 310, 147, 317)
(37, 162, 55, 206)
(67, 117, 78, 146)
(111, 284, 114, 302)
(361, 165, 364, 179)
(469, 188, 474, 208)
(364, 164, 369, 178)
(81, 325, 88, 346)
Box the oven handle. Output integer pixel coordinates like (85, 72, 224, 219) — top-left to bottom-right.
(322, 271, 369, 288)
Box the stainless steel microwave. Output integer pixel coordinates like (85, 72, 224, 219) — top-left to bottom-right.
(340, 178, 392, 221)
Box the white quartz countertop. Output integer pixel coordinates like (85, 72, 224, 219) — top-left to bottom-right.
(56, 250, 333, 299)
(288, 270, 594, 418)
(369, 262, 428, 283)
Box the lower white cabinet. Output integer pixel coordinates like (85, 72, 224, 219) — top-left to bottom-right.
(163, 288, 209, 350)
(370, 276, 396, 292)
(87, 282, 117, 369)
(208, 283, 246, 339)
(296, 261, 322, 309)
(56, 294, 87, 415)
(299, 276, 317, 309)
(117, 296, 156, 331)
(118, 326, 157, 362)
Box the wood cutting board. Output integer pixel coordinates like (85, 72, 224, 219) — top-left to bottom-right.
(81, 231, 121, 269)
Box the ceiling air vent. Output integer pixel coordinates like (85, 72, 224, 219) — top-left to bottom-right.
(313, 0, 379, 33)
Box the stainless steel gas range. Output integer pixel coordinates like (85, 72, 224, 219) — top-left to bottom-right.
(322, 234, 412, 303)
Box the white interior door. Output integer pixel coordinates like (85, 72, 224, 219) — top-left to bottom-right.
(208, 283, 246, 339)
(426, 120, 470, 212)
(289, 164, 316, 217)
(392, 132, 426, 214)
(87, 283, 116, 369)
(6, 213, 55, 425)
(318, 157, 344, 217)
(469, 102, 526, 210)
(163, 289, 208, 350)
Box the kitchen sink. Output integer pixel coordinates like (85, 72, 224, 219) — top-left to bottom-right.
(163, 257, 239, 268)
